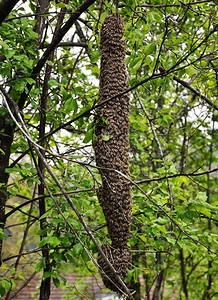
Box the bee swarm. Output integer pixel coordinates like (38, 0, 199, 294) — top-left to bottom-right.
(94, 13, 132, 292)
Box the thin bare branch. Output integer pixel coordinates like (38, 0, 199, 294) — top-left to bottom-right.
(5, 187, 97, 219)
(136, 168, 218, 185)
(2, 90, 135, 300)
(139, 1, 213, 8)
(41, 41, 88, 48)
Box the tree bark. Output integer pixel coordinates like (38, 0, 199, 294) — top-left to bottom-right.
(0, 0, 19, 26)
(152, 252, 164, 300)
(179, 249, 189, 299)
(38, 64, 51, 300)
(0, 114, 14, 265)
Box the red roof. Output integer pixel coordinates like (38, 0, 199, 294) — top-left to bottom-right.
(6, 273, 117, 299)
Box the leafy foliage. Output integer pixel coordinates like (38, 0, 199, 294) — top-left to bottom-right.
(0, 0, 217, 299)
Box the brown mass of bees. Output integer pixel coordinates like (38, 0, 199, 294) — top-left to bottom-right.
(94, 13, 132, 292)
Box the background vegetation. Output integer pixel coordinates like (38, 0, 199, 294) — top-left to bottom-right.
(0, 0, 217, 299)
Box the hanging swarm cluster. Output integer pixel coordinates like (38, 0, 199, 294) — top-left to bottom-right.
(94, 13, 132, 292)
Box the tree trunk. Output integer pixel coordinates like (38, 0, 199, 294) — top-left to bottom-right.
(152, 252, 164, 300)
(0, 115, 14, 264)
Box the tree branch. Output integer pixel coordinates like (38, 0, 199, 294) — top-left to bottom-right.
(136, 168, 218, 184)
(174, 74, 218, 110)
(0, 0, 19, 26)
(5, 188, 97, 219)
(8, 272, 37, 300)
(41, 41, 88, 48)
(2, 90, 135, 300)
(115, 170, 216, 254)
(139, 1, 213, 8)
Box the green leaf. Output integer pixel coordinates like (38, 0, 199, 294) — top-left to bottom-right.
(39, 237, 49, 248)
(27, 178, 34, 187)
(201, 207, 211, 217)
(156, 217, 167, 225)
(10, 278, 16, 288)
(81, 250, 90, 262)
(130, 57, 141, 68)
(169, 165, 178, 174)
(73, 243, 83, 255)
(26, 28, 38, 39)
(59, 275, 67, 285)
(0, 286, 5, 297)
(18, 275, 25, 281)
(124, 269, 134, 284)
(178, 195, 187, 202)
(48, 80, 59, 87)
(132, 58, 143, 72)
(49, 236, 61, 247)
(64, 98, 78, 114)
(0, 230, 7, 241)
(2, 280, 11, 291)
(150, 11, 162, 22)
(61, 86, 69, 100)
(0, 40, 9, 50)
(21, 169, 29, 177)
(90, 49, 100, 63)
(144, 43, 157, 55)
(53, 277, 60, 288)
(83, 128, 94, 144)
(36, 259, 45, 272)
(7, 187, 17, 196)
(26, 78, 35, 85)
(158, 225, 166, 233)
(91, 65, 100, 76)
(53, 251, 63, 261)
(197, 192, 207, 202)
(33, 177, 41, 184)
(5, 167, 20, 173)
(42, 272, 52, 280)
(39, 211, 50, 220)
(88, 40, 94, 49)
(47, 60, 53, 66)
(165, 236, 176, 244)
(186, 65, 197, 77)
(0, 148, 5, 155)
(138, 234, 147, 243)
(101, 133, 110, 141)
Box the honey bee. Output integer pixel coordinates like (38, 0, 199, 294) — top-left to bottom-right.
(94, 13, 132, 292)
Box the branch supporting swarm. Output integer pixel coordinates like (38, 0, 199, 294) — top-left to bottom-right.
(94, 13, 132, 292)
